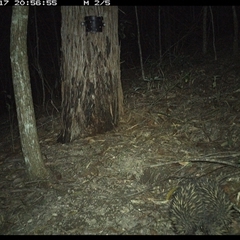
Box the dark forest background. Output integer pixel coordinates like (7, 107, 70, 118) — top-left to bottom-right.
(0, 6, 238, 115)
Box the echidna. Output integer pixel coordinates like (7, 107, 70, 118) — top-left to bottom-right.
(169, 178, 234, 235)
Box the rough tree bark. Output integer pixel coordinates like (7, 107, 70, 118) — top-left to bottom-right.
(10, 6, 50, 180)
(59, 6, 123, 143)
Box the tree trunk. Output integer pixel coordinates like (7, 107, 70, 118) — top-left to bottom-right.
(10, 6, 50, 180)
(60, 6, 123, 143)
(202, 6, 207, 55)
(135, 6, 145, 80)
(232, 6, 239, 55)
(158, 6, 162, 62)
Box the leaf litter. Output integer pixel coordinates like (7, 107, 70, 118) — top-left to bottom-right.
(0, 53, 240, 234)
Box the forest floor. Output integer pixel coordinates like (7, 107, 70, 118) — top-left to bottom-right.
(1, 51, 240, 234)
